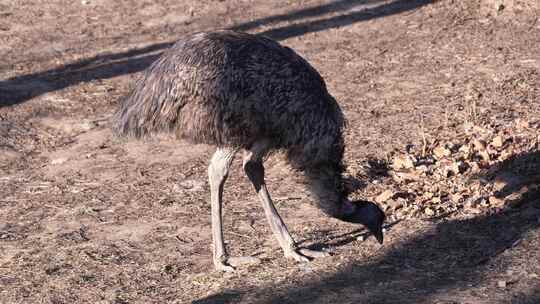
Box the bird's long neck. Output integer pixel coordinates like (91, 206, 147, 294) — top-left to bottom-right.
(304, 162, 346, 218)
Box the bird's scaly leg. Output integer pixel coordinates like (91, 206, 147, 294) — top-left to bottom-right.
(208, 148, 237, 272)
(208, 148, 261, 272)
(243, 141, 330, 262)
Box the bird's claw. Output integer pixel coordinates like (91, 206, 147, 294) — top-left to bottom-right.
(214, 256, 261, 272)
(285, 247, 331, 262)
(298, 248, 331, 258)
(214, 261, 235, 272)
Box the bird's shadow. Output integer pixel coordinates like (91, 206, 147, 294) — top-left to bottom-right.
(297, 219, 401, 251)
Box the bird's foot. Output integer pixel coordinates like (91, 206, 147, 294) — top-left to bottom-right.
(298, 248, 331, 258)
(285, 247, 331, 262)
(214, 260, 235, 272)
(214, 256, 261, 272)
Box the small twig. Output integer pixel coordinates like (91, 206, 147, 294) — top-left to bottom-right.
(528, 16, 538, 32)
(471, 98, 478, 122)
(228, 231, 252, 239)
(430, 26, 448, 44)
(419, 112, 428, 158)
(444, 104, 449, 129)
(274, 196, 302, 201)
(175, 235, 192, 243)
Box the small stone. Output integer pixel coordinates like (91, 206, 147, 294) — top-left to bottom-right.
(392, 154, 415, 170)
(488, 196, 504, 207)
(357, 235, 366, 241)
(463, 122, 474, 132)
(81, 0, 91, 4)
(492, 135, 504, 148)
(444, 161, 466, 177)
(51, 157, 68, 165)
(486, 145, 499, 158)
(450, 193, 463, 203)
(472, 139, 487, 151)
(464, 197, 479, 209)
(388, 198, 405, 210)
(175, 179, 205, 192)
(375, 190, 394, 203)
(473, 125, 489, 134)
(433, 146, 451, 159)
(471, 207, 483, 214)
(498, 149, 513, 161)
(517, 119, 530, 129)
(80, 120, 98, 131)
(424, 207, 435, 216)
(391, 171, 421, 182)
(497, 280, 507, 288)
(415, 165, 429, 173)
(458, 144, 472, 159)
(478, 150, 491, 162)
(469, 161, 481, 173)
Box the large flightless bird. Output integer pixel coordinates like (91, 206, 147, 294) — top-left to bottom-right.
(114, 30, 385, 271)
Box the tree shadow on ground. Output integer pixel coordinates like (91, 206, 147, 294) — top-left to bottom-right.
(510, 287, 540, 304)
(232, 0, 382, 32)
(193, 150, 540, 303)
(0, 0, 433, 107)
(483, 150, 540, 207)
(255, 0, 432, 41)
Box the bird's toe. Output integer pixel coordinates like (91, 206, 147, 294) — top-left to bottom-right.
(285, 250, 310, 263)
(298, 248, 331, 258)
(214, 261, 235, 272)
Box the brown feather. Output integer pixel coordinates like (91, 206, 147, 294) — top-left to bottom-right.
(113, 30, 347, 216)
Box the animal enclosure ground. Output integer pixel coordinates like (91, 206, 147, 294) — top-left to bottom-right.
(1, 0, 539, 303)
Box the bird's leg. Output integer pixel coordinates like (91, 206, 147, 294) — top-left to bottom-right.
(208, 148, 237, 272)
(208, 148, 261, 272)
(243, 143, 329, 262)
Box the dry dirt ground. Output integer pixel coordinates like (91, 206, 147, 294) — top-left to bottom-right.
(1, 0, 540, 303)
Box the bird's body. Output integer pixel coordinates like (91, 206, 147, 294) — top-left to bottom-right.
(115, 30, 344, 167)
(114, 30, 384, 271)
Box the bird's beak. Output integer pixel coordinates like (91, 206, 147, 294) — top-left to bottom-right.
(367, 223, 384, 244)
(374, 227, 384, 244)
(340, 199, 385, 244)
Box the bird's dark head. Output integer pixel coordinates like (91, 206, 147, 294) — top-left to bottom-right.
(339, 199, 386, 244)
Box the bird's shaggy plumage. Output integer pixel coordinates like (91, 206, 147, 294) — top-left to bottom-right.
(114, 30, 348, 216)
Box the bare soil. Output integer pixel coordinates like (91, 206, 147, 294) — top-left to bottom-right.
(1, 0, 539, 303)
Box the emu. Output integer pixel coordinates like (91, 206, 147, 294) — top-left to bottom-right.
(114, 30, 385, 272)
